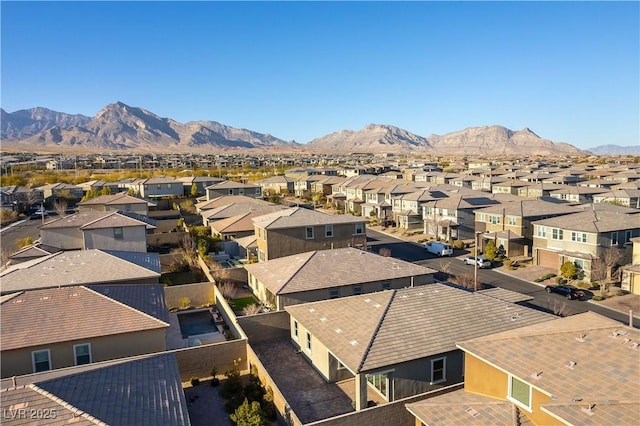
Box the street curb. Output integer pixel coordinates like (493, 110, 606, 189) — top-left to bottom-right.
(0, 218, 29, 233)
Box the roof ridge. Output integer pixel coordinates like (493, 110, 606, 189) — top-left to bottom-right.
(97, 250, 160, 276)
(81, 285, 169, 327)
(78, 211, 119, 228)
(29, 383, 107, 425)
(357, 289, 397, 373)
(276, 251, 318, 295)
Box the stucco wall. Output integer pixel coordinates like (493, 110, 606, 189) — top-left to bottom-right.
(172, 340, 247, 381)
(40, 227, 83, 249)
(164, 282, 215, 310)
(236, 311, 290, 345)
(83, 226, 147, 252)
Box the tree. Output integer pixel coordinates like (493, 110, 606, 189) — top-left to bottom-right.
(560, 261, 579, 280)
(190, 183, 199, 197)
(100, 186, 112, 196)
(591, 247, 623, 295)
(218, 281, 238, 299)
(53, 199, 68, 216)
(484, 240, 497, 260)
(230, 399, 270, 426)
(242, 304, 261, 316)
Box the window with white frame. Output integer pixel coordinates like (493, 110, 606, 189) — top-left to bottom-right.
(113, 227, 123, 240)
(508, 375, 532, 411)
(353, 286, 362, 295)
(574, 259, 585, 270)
(611, 232, 619, 246)
(293, 320, 299, 340)
(258, 249, 265, 262)
(325, 225, 333, 238)
(167, 183, 172, 189)
(367, 372, 389, 399)
(552, 228, 563, 240)
(507, 216, 517, 226)
(536, 226, 546, 238)
(305, 227, 314, 239)
(32, 349, 51, 373)
(382, 282, 391, 290)
(74, 343, 92, 365)
(625, 230, 632, 244)
(489, 215, 501, 225)
(430, 357, 446, 384)
(306, 331, 312, 353)
(355, 223, 364, 234)
(571, 232, 587, 243)
(157, 184, 162, 190)
(329, 289, 339, 299)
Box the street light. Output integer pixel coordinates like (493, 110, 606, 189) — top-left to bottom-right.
(474, 231, 482, 291)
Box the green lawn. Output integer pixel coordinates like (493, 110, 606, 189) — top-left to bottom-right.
(229, 296, 258, 310)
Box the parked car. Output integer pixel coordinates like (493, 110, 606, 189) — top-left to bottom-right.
(463, 256, 492, 269)
(545, 285, 584, 300)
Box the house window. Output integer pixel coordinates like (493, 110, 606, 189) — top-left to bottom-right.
(258, 249, 265, 262)
(228, 189, 234, 195)
(74, 343, 92, 365)
(536, 226, 546, 238)
(32, 349, 51, 373)
(157, 184, 162, 190)
(353, 286, 362, 295)
(167, 183, 172, 189)
(430, 357, 446, 384)
(551, 228, 563, 240)
(293, 320, 299, 340)
(125, 204, 132, 211)
(113, 227, 123, 240)
(355, 223, 364, 235)
(611, 232, 619, 246)
(306, 227, 314, 239)
(325, 225, 334, 238)
(239, 189, 245, 195)
(382, 282, 391, 290)
(574, 259, 585, 270)
(256, 188, 261, 195)
(571, 232, 587, 243)
(489, 215, 501, 225)
(306, 331, 312, 353)
(508, 375, 532, 411)
(367, 372, 389, 399)
(625, 230, 632, 244)
(507, 216, 517, 226)
(330, 289, 340, 299)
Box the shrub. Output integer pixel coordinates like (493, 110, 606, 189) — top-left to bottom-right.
(221, 358, 244, 399)
(560, 261, 579, 279)
(452, 240, 465, 250)
(15, 236, 33, 248)
(230, 399, 270, 426)
(556, 277, 567, 285)
(179, 297, 191, 309)
(541, 273, 557, 281)
(190, 377, 200, 386)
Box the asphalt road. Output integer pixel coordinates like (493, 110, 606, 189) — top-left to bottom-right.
(366, 229, 637, 327)
(0, 217, 45, 255)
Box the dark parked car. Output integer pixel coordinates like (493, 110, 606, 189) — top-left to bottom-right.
(545, 285, 584, 300)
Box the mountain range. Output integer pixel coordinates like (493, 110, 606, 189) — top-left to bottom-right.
(0, 102, 619, 156)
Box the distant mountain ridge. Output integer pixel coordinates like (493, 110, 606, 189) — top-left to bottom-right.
(1, 102, 589, 155)
(586, 145, 640, 155)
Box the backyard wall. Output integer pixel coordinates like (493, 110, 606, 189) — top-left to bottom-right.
(237, 311, 290, 344)
(306, 384, 464, 426)
(172, 340, 248, 382)
(164, 282, 215, 310)
(147, 231, 189, 247)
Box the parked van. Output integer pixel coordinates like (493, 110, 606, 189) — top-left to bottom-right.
(425, 241, 454, 256)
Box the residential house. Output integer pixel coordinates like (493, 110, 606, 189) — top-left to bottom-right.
(253, 207, 367, 261)
(76, 192, 153, 215)
(0, 284, 169, 378)
(210, 206, 286, 241)
(177, 176, 224, 196)
(0, 249, 161, 295)
(0, 352, 190, 425)
(256, 175, 296, 194)
(76, 180, 120, 195)
(39, 211, 155, 252)
(205, 180, 262, 200)
(532, 209, 639, 282)
(286, 284, 553, 411)
(593, 189, 640, 208)
(406, 312, 638, 426)
(245, 247, 437, 310)
(621, 237, 640, 294)
(0, 186, 44, 212)
(392, 189, 442, 231)
(548, 186, 609, 204)
(125, 177, 184, 199)
(37, 183, 84, 204)
(202, 200, 282, 227)
(475, 199, 579, 258)
(195, 194, 270, 215)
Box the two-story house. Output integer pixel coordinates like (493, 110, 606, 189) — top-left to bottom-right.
(548, 186, 609, 204)
(256, 175, 296, 194)
(205, 180, 262, 200)
(621, 237, 640, 294)
(37, 183, 84, 204)
(76, 192, 153, 216)
(252, 207, 367, 261)
(245, 247, 436, 310)
(286, 284, 553, 411)
(532, 209, 639, 282)
(0, 186, 44, 212)
(593, 189, 640, 208)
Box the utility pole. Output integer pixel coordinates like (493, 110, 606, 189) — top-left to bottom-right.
(474, 231, 481, 291)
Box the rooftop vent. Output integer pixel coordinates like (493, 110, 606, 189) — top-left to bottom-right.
(566, 361, 577, 369)
(530, 371, 542, 380)
(309, 308, 315, 313)
(373, 303, 381, 308)
(335, 328, 342, 334)
(70, 293, 79, 297)
(320, 317, 327, 322)
(465, 407, 479, 418)
(581, 403, 596, 416)
(575, 333, 586, 342)
(39, 296, 50, 301)
(364, 298, 371, 303)
(13, 299, 24, 304)
(349, 340, 358, 346)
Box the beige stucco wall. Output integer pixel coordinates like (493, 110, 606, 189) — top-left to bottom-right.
(173, 340, 247, 381)
(289, 316, 332, 381)
(164, 282, 215, 310)
(1, 328, 166, 378)
(83, 226, 148, 252)
(40, 227, 83, 249)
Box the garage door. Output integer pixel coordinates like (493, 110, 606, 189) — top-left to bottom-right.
(537, 249, 560, 269)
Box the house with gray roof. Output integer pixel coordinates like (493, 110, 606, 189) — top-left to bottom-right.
(406, 312, 639, 426)
(39, 211, 156, 252)
(0, 352, 190, 425)
(76, 192, 154, 216)
(253, 207, 367, 261)
(205, 180, 262, 200)
(593, 189, 640, 209)
(245, 247, 437, 310)
(256, 175, 296, 194)
(201, 199, 282, 226)
(532, 209, 639, 282)
(286, 284, 554, 410)
(1, 285, 169, 378)
(0, 249, 161, 295)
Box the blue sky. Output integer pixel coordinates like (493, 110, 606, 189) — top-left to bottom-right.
(2, 1, 638, 148)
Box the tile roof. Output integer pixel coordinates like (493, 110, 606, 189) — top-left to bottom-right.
(1, 286, 168, 351)
(205, 180, 260, 189)
(476, 287, 534, 303)
(77, 192, 148, 206)
(203, 203, 284, 221)
(33, 353, 189, 425)
(286, 284, 554, 373)
(40, 211, 155, 230)
(196, 195, 271, 211)
(406, 389, 514, 426)
(0, 250, 160, 294)
(533, 209, 640, 233)
(87, 284, 169, 323)
(457, 311, 640, 424)
(476, 199, 579, 218)
(245, 248, 437, 295)
(252, 207, 365, 229)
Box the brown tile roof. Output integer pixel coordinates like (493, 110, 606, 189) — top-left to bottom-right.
(1, 286, 168, 351)
(476, 198, 579, 218)
(77, 193, 147, 206)
(457, 312, 640, 424)
(286, 284, 554, 373)
(253, 207, 365, 229)
(477, 287, 534, 303)
(533, 209, 640, 233)
(203, 203, 284, 221)
(196, 195, 271, 211)
(245, 248, 437, 295)
(406, 389, 514, 425)
(40, 211, 154, 230)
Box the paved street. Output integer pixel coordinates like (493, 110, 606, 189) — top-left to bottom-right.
(366, 229, 638, 327)
(0, 217, 44, 255)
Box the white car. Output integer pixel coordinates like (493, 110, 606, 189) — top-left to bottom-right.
(463, 256, 492, 269)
